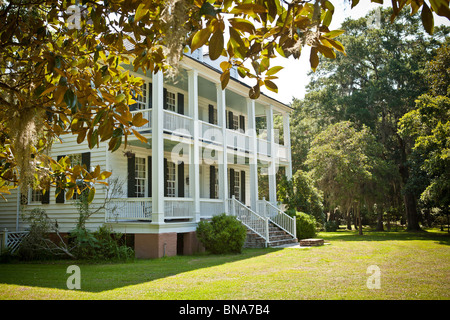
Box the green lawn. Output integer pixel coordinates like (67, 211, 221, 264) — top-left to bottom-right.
(1, 229, 449, 300)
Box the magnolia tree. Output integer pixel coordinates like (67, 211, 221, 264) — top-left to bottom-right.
(0, 0, 448, 201)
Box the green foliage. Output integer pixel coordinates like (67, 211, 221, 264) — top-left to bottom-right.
(18, 208, 63, 261)
(70, 225, 134, 261)
(278, 170, 324, 224)
(295, 212, 317, 240)
(196, 213, 247, 254)
(398, 43, 450, 213)
(324, 220, 338, 232)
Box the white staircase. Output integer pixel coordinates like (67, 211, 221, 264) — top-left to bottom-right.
(227, 196, 297, 248)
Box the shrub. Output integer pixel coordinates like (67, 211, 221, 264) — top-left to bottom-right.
(70, 225, 134, 261)
(295, 211, 317, 239)
(196, 213, 247, 254)
(324, 220, 338, 232)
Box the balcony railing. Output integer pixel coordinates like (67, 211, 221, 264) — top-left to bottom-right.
(164, 110, 192, 137)
(129, 109, 288, 161)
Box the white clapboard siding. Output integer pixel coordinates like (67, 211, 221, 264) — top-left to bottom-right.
(0, 134, 108, 233)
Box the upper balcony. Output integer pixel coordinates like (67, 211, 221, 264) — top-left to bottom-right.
(126, 65, 291, 163)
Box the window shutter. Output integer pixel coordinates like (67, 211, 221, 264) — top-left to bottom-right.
(239, 115, 245, 132)
(229, 168, 235, 198)
(41, 188, 50, 204)
(164, 158, 168, 197)
(55, 155, 66, 203)
(127, 154, 136, 198)
(163, 88, 168, 110)
(209, 166, 216, 199)
(177, 93, 184, 115)
(148, 82, 153, 108)
(208, 104, 215, 124)
(240, 170, 246, 204)
(178, 162, 185, 197)
(81, 152, 91, 172)
(228, 111, 234, 129)
(148, 156, 152, 197)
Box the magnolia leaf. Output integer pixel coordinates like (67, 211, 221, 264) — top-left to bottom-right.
(220, 70, 230, 90)
(132, 129, 148, 144)
(264, 80, 278, 93)
(324, 29, 345, 38)
(87, 187, 95, 204)
(135, 3, 148, 23)
(191, 28, 212, 53)
(421, 3, 434, 35)
(310, 47, 319, 71)
(209, 30, 224, 60)
(266, 66, 283, 76)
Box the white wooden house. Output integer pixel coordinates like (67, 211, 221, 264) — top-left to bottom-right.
(0, 49, 295, 258)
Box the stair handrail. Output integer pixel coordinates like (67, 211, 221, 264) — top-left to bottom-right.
(263, 200, 296, 239)
(228, 196, 269, 247)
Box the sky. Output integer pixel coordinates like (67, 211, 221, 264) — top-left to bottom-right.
(254, 0, 450, 105)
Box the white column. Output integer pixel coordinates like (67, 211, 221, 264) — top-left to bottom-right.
(266, 105, 277, 205)
(188, 69, 200, 222)
(216, 84, 228, 213)
(247, 98, 258, 211)
(151, 70, 165, 224)
(283, 112, 293, 179)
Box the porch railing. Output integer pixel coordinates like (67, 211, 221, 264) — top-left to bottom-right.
(164, 198, 194, 219)
(106, 198, 152, 222)
(228, 196, 269, 247)
(257, 199, 296, 238)
(0, 229, 29, 254)
(200, 199, 225, 218)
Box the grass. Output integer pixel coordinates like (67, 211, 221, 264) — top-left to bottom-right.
(0, 228, 449, 300)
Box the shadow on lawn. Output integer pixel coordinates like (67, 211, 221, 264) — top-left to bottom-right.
(0, 247, 283, 293)
(319, 228, 450, 246)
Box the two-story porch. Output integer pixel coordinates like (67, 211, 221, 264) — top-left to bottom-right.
(102, 53, 294, 257)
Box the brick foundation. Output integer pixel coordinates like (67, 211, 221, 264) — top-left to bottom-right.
(182, 231, 205, 255)
(134, 233, 177, 259)
(134, 232, 205, 259)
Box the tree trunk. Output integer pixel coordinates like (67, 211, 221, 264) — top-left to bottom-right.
(397, 136, 421, 232)
(376, 207, 384, 231)
(386, 212, 391, 231)
(358, 205, 363, 235)
(346, 209, 352, 230)
(404, 193, 421, 231)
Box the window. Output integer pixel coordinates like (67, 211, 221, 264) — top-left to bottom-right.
(167, 161, 176, 197)
(166, 91, 176, 112)
(215, 167, 219, 199)
(234, 170, 240, 201)
(30, 189, 42, 203)
(130, 83, 148, 111)
(68, 153, 83, 200)
(233, 114, 239, 131)
(135, 157, 146, 198)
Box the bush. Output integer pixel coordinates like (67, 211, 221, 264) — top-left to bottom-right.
(70, 225, 134, 261)
(324, 220, 338, 232)
(196, 213, 247, 254)
(295, 211, 317, 239)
